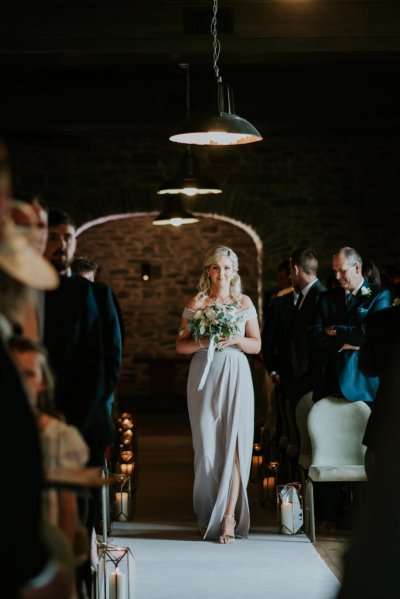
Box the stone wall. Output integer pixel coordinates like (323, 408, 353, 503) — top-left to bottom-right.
(76, 215, 259, 410)
(7, 130, 400, 410)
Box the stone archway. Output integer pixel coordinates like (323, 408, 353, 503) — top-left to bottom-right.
(76, 213, 262, 412)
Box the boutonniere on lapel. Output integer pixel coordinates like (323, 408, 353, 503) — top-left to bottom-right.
(360, 286, 372, 297)
(393, 297, 400, 306)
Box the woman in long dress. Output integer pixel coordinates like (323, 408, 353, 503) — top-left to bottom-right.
(176, 245, 261, 543)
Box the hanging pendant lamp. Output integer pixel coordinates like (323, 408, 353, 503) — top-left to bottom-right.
(152, 195, 199, 227)
(170, 0, 262, 146)
(157, 145, 222, 196)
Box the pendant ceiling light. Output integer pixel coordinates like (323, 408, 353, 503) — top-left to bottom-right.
(159, 64, 222, 196)
(170, 0, 262, 146)
(157, 145, 222, 196)
(152, 195, 199, 227)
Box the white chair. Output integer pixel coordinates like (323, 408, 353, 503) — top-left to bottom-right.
(304, 396, 371, 543)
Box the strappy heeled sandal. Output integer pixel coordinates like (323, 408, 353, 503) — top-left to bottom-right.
(219, 514, 236, 544)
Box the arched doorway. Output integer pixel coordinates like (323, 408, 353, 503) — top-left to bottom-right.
(76, 213, 263, 412)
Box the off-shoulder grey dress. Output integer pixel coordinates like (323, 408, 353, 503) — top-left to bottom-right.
(182, 304, 257, 540)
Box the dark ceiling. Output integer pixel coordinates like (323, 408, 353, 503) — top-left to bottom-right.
(1, 1, 400, 137)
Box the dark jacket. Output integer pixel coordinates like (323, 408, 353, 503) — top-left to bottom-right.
(309, 282, 392, 403)
(44, 275, 105, 440)
(261, 291, 296, 377)
(289, 279, 326, 401)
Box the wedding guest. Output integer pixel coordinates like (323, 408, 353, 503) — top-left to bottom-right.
(309, 246, 391, 527)
(71, 255, 125, 347)
(176, 245, 261, 543)
(43, 208, 105, 598)
(0, 219, 72, 598)
(309, 246, 391, 405)
(10, 335, 90, 597)
(338, 324, 400, 598)
(261, 286, 298, 478)
(359, 303, 400, 478)
(288, 248, 326, 408)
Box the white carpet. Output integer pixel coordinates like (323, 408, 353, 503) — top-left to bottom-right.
(108, 435, 340, 599)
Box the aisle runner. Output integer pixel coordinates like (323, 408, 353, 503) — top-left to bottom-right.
(110, 435, 340, 599)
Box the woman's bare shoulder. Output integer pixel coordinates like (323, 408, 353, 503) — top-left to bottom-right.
(185, 295, 204, 310)
(239, 294, 253, 309)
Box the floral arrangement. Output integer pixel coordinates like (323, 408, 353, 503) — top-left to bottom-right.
(182, 301, 240, 349)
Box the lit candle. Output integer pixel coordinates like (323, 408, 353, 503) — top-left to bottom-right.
(263, 476, 275, 494)
(115, 492, 129, 522)
(280, 500, 294, 534)
(109, 567, 126, 599)
(120, 463, 134, 476)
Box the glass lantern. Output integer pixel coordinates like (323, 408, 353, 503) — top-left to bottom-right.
(277, 482, 303, 535)
(97, 543, 136, 599)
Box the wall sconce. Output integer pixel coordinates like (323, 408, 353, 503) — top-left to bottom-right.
(141, 263, 151, 281)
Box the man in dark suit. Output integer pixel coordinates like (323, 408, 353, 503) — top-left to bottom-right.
(359, 304, 400, 471)
(339, 307, 400, 598)
(288, 247, 326, 408)
(261, 286, 298, 473)
(44, 209, 107, 598)
(71, 255, 123, 453)
(43, 211, 105, 442)
(262, 290, 297, 384)
(308, 246, 391, 527)
(309, 246, 391, 404)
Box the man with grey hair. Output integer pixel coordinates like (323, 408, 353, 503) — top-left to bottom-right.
(309, 246, 391, 404)
(308, 246, 391, 528)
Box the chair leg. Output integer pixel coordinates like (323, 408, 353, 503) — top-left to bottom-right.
(305, 478, 316, 543)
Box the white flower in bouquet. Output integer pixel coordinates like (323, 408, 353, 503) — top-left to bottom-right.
(184, 302, 240, 350)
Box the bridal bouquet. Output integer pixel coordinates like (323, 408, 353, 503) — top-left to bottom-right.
(185, 301, 240, 348)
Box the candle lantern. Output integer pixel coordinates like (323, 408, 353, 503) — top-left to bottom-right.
(112, 474, 134, 522)
(259, 461, 279, 508)
(97, 543, 136, 599)
(277, 482, 303, 535)
(250, 442, 264, 482)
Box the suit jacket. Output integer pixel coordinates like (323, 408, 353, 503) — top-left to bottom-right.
(289, 279, 326, 400)
(44, 276, 105, 445)
(261, 291, 296, 377)
(309, 281, 392, 403)
(359, 305, 400, 449)
(84, 280, 123, 449)
(0, 329, 49, 594)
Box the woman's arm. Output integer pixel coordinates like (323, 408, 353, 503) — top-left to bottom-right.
(175, 297, 210, 355)
(217, 297, 261, 354)
(217, 317, 261, 354)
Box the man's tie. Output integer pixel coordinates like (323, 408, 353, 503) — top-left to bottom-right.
(295, 291, 303, 310)
(345, 292, 354, 306)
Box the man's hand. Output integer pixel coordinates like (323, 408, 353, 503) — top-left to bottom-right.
(324, 326, 337, 337)
(340, 344, 360, 351)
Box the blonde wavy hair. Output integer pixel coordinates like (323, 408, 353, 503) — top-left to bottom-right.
(197, 245, 242, 302)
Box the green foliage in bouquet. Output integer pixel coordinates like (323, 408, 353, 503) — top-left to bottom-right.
(181, 302, 240, 344)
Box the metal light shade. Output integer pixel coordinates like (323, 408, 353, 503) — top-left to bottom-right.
(170, 82, 262, 146)
(157, 150, 222, 196)
(152, 196, 199, 227)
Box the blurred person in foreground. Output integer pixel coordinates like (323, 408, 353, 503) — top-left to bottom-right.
(0, 214, 74, 598)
